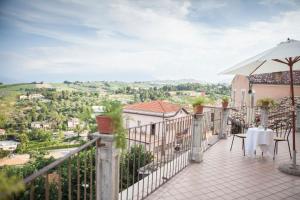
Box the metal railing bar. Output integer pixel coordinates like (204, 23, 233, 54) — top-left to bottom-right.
(155, 122, 160, 189)
(68, 158, 72, 200)
(89, 149, 93, 200)
(146, 125, 150, 197)
(77, 154, 80, 200)
(166, 120, 172, 180)
(30, 181, 34, 200)
(58, 167, 62, 200)
(24, 136, 100, 184)
(126, 128, 131, 200)
(140, 126, 145, 199)
(135, 126, 140, 200)
(45, 173, 49, 200)
(150, 123, 155, 194)
(171, 119, 176, 178)
(158, 121, 162, 187)
(128, 128, 136, 199)
(84, 151, 87, 200)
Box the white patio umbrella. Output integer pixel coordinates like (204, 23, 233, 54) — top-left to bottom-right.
(221, 38, 300, 175)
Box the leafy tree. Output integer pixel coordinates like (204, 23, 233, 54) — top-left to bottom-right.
(0, 114, 6, 128)
(16, 133, 29, 153)
(0, 149, 10, 158)
(0, 172, 24, 199)
(28, 129, 52, 142)
(120, 145, 153, 190)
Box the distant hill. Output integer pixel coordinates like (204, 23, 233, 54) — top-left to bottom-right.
(145, 79, 202, 85)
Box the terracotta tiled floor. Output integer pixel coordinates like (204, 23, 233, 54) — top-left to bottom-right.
(146, 133, 300, 200)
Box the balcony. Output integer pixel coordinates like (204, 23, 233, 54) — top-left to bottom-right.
(15, 107, 300, 200)
(146, 132, 300, 200)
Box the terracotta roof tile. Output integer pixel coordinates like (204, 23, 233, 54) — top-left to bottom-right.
(124, 100, 181, 113)
(249, 70, 300, 85)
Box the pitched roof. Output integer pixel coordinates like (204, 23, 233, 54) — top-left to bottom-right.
(249, 70, 300, 85)
(124, 100, 182, 113)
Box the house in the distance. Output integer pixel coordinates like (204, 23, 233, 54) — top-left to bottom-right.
(0, 140, 20, 151)
(28, 94, 44, 100)
(67, 118, 80, 129)
(30, 121, 52, 129)
(19, 95, 28, 100)
(91, 106, 104, 118)
(0, 129, 5, 135)
(123, 100, 189, 129)
(231, 71, 300, 108)
(31, 122, 42, 129)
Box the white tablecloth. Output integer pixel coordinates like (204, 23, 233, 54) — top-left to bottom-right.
(245, 127, 274, 157)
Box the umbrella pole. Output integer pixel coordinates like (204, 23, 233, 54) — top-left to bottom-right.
(277, 58, 299, 176)
(288, 63, 297, 167)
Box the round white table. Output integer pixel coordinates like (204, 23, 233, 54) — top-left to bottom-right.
(245, 127, 274, 157)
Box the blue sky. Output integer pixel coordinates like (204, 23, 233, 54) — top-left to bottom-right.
(0, 0, 300, 83)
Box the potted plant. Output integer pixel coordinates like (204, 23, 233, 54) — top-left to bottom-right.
(221, 96, 230, 108)
(192, 96, 208, 114)
(256, 97, 275, 109)
(96, 100, 126, 149)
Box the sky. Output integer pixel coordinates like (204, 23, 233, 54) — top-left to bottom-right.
(0, 0, 300, 83)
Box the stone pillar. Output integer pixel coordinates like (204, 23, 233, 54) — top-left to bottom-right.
(96, 134, 120, 200)
(191, 114, 204, 163)
(219, 108, 229, 139)
(260, 107, 269, 129)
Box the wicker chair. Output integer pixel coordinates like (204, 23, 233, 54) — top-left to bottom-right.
(229, 117, 247, 156)
(273, 120, 292, 160)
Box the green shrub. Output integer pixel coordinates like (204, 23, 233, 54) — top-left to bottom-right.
(0, 172, 24, 199)
(221, 96, 230, 103)
(101, 100, 126, 149)
(192, 96, 209, 107)
(0, 149, 10, 158)
(256, 98, 275, 108)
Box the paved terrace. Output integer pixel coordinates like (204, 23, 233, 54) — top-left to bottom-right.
(146, 133, 300, 200)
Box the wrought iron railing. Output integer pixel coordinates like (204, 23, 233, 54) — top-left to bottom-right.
(202, 107, 224, 148)
(119, 115, 193, 200)
(15, 112, 225, 200)
(18, 136, 101, 200)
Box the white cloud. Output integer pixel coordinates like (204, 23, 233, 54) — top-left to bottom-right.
(1, 0, 300, 82)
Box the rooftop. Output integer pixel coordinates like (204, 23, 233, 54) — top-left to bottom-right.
(146, 132, 300, 200)
(249, 70, 300, 85)
(124, 100, 184, 114)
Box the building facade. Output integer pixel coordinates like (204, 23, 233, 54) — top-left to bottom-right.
(231, 71, 300, 108)
(123, 100, 189, 130)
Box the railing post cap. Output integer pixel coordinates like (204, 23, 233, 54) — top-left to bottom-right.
(98, 133, 114, 141)
(194, 113, 204, 119)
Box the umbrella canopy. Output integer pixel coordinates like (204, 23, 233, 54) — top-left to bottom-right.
(221, 38, 300, 170)
(221, 39, 300, 75)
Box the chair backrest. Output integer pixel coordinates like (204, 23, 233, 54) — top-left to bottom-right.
(274, 120, 292, 140)
(229, 117, 246, 135)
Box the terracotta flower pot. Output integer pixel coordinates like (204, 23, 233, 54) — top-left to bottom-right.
(96, 115, 113, 134)
(194, 105, 204, 114)
(222, 102, 229, 108)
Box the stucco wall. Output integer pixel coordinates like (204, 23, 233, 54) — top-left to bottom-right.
(123, 109, 189, 129)
(231, 74, 300, 107)
(231, 75, 249, 107)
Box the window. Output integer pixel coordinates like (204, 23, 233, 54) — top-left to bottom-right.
(241, 89, 246, 107)
(151, 123, 156, 135)
(250, 90, 255, 108)
(232, 89, 236, 107)
(137, 120, 141, 127)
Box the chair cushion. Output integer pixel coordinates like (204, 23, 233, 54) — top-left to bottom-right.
(235, 133, 247, 138)
(274, 136, 286, 141)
